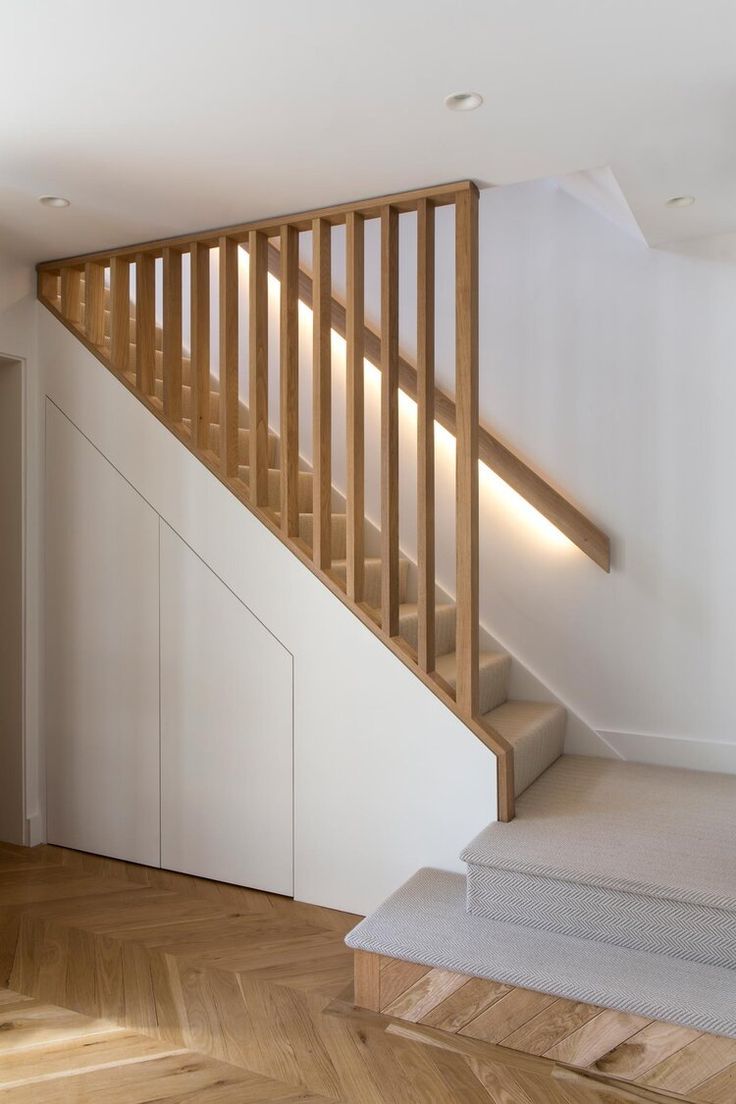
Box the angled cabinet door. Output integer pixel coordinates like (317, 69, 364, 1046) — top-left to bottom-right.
(45, 401, 161, 865)
(160, 522, 293, 895)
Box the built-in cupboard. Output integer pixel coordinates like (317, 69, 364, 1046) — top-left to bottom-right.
(44, 401, 293, 894)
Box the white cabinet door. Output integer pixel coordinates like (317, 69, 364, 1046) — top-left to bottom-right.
(160, 522, 293, 895)
(45, 402, 160, 865)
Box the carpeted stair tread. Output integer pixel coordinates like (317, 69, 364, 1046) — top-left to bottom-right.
(461, 755, 736, 910)
(153, 376, 220, 420)
(237, 466, 314, 511)
(331, 557, 410, 608)
(394, 603, 457, 658)
(435, 651, 511, 716)
(480, 700, 565, 796)
(271, 512, 347, 558)
(345, 867, 736, 1039)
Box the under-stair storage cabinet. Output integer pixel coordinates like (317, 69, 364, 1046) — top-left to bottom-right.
(44, 405, 294, 891)
(45, 401, 161, 865)
(159, 523, 293, 895)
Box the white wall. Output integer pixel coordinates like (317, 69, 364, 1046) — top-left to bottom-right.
(473, 182, 736, 763)
(0, 252, 43, 844)
(37, 307, 495, 914)
(0, 357, 24, 843)
(230, 186, 736, 767)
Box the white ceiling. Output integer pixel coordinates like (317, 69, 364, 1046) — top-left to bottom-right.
(3, 0, 736, 263)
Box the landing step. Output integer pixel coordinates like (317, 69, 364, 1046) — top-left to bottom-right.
(345, 867, 736, 1039)
(461, 755, 736, 967)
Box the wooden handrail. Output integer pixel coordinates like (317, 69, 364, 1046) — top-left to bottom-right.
(276, 247, 610, 573)
(36, 181, 473, 268)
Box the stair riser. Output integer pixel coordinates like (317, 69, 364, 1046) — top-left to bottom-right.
(208, 425, 277, 466)
(154, 379, 219, 421)
(297, 513, 347, 559)
(331, 560, 410, 608)
(437, 654, 511, 715)
(465, 866, 736, 970)
(398, 606, 456, 658)
(237, 468, 313, 512)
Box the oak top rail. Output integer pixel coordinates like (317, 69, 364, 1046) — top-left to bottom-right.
(36, 181, 474, 270)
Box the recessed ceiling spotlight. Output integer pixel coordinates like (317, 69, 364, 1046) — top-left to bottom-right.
(445, 91, 483, 112)
(666, 195, 695, 208)
(38, 195, 70, 208)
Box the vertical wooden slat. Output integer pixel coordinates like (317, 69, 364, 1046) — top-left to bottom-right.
(312, 217, 332, 570)
(280, 224, 299, 536)
(248, 230, 269, 506)
(345, 212, 365, 602)
(135, 252, 155, 395)
(380, 205, 399, 636)
(60, 268, 82, 324)
(39, 270, 59, 304)
(110, 256, 130, 374)
(455, 186, 479, 716)
(417, 198, 436, 673)
(162, 247, 183, 421)
(219, 236, 239, 476)
(83, 262, 105, 346)
(189, 242, 210, 448)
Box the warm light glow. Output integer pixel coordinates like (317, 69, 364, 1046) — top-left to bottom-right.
(479, 464, 573, 549)
(236, 245, 574, 552)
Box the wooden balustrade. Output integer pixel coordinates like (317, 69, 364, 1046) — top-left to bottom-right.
(37, 180, 612, 823)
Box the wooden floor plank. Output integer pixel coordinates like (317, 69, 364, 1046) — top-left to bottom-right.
(544, 1009, 652, 1068)
(591, 1019, 703, 1082)
(460, 987, 558, 1043)
(692, 1061, 736, 1103)
(641, 1034, 736, 1093)
(1, 843, 729, 1104)
(500, 996, 604, 1056)
(420, 976, 512, 1034)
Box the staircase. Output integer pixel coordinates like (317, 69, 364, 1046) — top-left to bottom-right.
(36, 182, 736, 1068)
(37, 180, 601, 822)
(347, 754, 736, 1056)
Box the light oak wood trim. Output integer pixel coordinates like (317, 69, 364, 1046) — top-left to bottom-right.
(189, 241, 210, 450)
(279, 224, 300, 537)
(353, 951, 381, 1012)
(38, 294, 516, 780)
(39, 270, 59, 303)
(60, 267, 82, 324)
(36, 181, 475, 268)
(83, 262, 105, 346)
(345, 212, 365, 603)
(380, 205, 400, 638)
(354, 949, 736, 1103)
(162, 247, 183, 422)
(218, 236, 239, 477)
(135, 253, 156, 395)
(248, 230, 270, 507)
(454, 187, 479, 717)
(312, 218, 332, 571)
(110, 257, 130, 374)
(417, 198, 436, 673)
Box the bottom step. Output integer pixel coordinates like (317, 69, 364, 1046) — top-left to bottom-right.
(345, 868, 736, 1040)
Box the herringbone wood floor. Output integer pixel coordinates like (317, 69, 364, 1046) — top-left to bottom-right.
(0, 842, 731, 1103)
